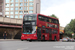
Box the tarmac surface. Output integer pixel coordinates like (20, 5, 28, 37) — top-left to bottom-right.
(0, 39, 75, 50)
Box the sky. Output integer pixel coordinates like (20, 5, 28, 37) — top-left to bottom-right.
(41, 0, 75, 27)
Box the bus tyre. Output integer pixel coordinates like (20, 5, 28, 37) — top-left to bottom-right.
(21, 40, 23, 41)
(29, 40, 32, 42)
(42, 36, 45, 41)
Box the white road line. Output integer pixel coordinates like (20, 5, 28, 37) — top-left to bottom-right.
(17, 47, 28, 50)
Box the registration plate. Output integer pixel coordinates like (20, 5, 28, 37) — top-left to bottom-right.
(27, 38, 30, 40)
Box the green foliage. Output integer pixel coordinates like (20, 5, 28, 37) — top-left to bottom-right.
(69, 19, 75, 33)
(64, 19, 75, 38)
(50, 14, 58, 18)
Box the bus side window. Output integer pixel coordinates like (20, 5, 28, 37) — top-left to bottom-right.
(43, 17, 46, 21)
(54, 30, 58, 34)
(57, 20, 59, 24)
(42, 26, 45, 33)
(46, 28, 49, 33)
(45, 17, 47, 22)
(38, 16, 42, 21)
(49, 19, 51, 22)
(51, 19, 53, 23)
(41, 16, 45, 21)
(47, 18, 49, 22)
(52, 29, 58, 34)
(55, 20, 59, 24)
(52, 19, 55, 23)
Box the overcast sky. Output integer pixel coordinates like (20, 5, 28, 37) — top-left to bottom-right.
(41, 0, 75, 27)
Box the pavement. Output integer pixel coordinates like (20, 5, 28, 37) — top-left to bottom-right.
(0, 39, 20, 41)
(0, 39, 75, 50)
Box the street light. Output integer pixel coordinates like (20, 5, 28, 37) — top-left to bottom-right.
(36, 3, 39, 13)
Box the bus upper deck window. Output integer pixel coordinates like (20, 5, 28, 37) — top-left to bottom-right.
(46, 18, 49, 22)
(38, 16, 42, 20)
(49, 19, 51, 22)
(29, 17, 32, 20)
(33, 17, 36, 20)
(45, 18, 47, 22)
(24, 16, 27, 21)
(41, 16, 45, 21)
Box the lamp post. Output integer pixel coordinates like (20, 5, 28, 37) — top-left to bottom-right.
(36, 3, 39, 13)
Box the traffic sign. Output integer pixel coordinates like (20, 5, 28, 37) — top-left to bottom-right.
(72, 33, 74, 36)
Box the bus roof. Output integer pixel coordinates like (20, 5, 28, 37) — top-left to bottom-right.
(23, 13, 59, 20)
(37, 14, 59, 20)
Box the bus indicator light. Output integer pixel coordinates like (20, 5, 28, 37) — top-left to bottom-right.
(27, 35, 29, 36)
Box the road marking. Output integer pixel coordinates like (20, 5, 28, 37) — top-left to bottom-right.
(17, 47, 28, 50)
(53, 46, 74, 49)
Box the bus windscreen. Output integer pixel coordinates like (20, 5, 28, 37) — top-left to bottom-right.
(24, 14, 37, 21)
(23, 14, 37, 34)
(23, 26, 36, 34)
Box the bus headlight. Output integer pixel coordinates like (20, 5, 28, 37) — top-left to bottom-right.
(34, 35, 37, 37)
(36, 26, 37, 29)
(22, 35, 24, 37)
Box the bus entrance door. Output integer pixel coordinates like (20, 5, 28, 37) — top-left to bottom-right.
(37, 27, 41, 40)
(49, 29, 52, 40)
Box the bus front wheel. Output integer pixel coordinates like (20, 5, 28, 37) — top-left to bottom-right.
(21, 40, 23, 41)
(29, 40, 32, 42)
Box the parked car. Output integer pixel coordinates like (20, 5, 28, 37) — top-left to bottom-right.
(66, 37, 71, 41)
(62, 38, 68, 42)
(69, 38, 74, 42)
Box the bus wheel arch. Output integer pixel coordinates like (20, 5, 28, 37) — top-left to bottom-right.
(21, 40, 23, 41)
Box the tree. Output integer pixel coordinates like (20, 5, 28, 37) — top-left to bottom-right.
(64, 24, 73, 34)
(64, 19, 75, 38)
(50, 14, 58, 18)
(69, 19, 75, 33)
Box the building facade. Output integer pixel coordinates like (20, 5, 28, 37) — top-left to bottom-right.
(0, 0, 40, 39)
(0, 0, 3, 16)
(60, 26, 65, 39)
(2, 0, 40, 19)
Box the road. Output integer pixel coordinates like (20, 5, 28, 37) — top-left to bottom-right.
(0, 39, 75, 50)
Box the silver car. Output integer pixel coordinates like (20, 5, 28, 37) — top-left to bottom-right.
(62, 38, 68, 42)
(70, 38, 74, 42)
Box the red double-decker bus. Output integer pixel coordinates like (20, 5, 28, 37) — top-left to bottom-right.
(21, 14, 59, 41)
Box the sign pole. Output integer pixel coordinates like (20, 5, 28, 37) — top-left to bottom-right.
(72, 33, 74, 38)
